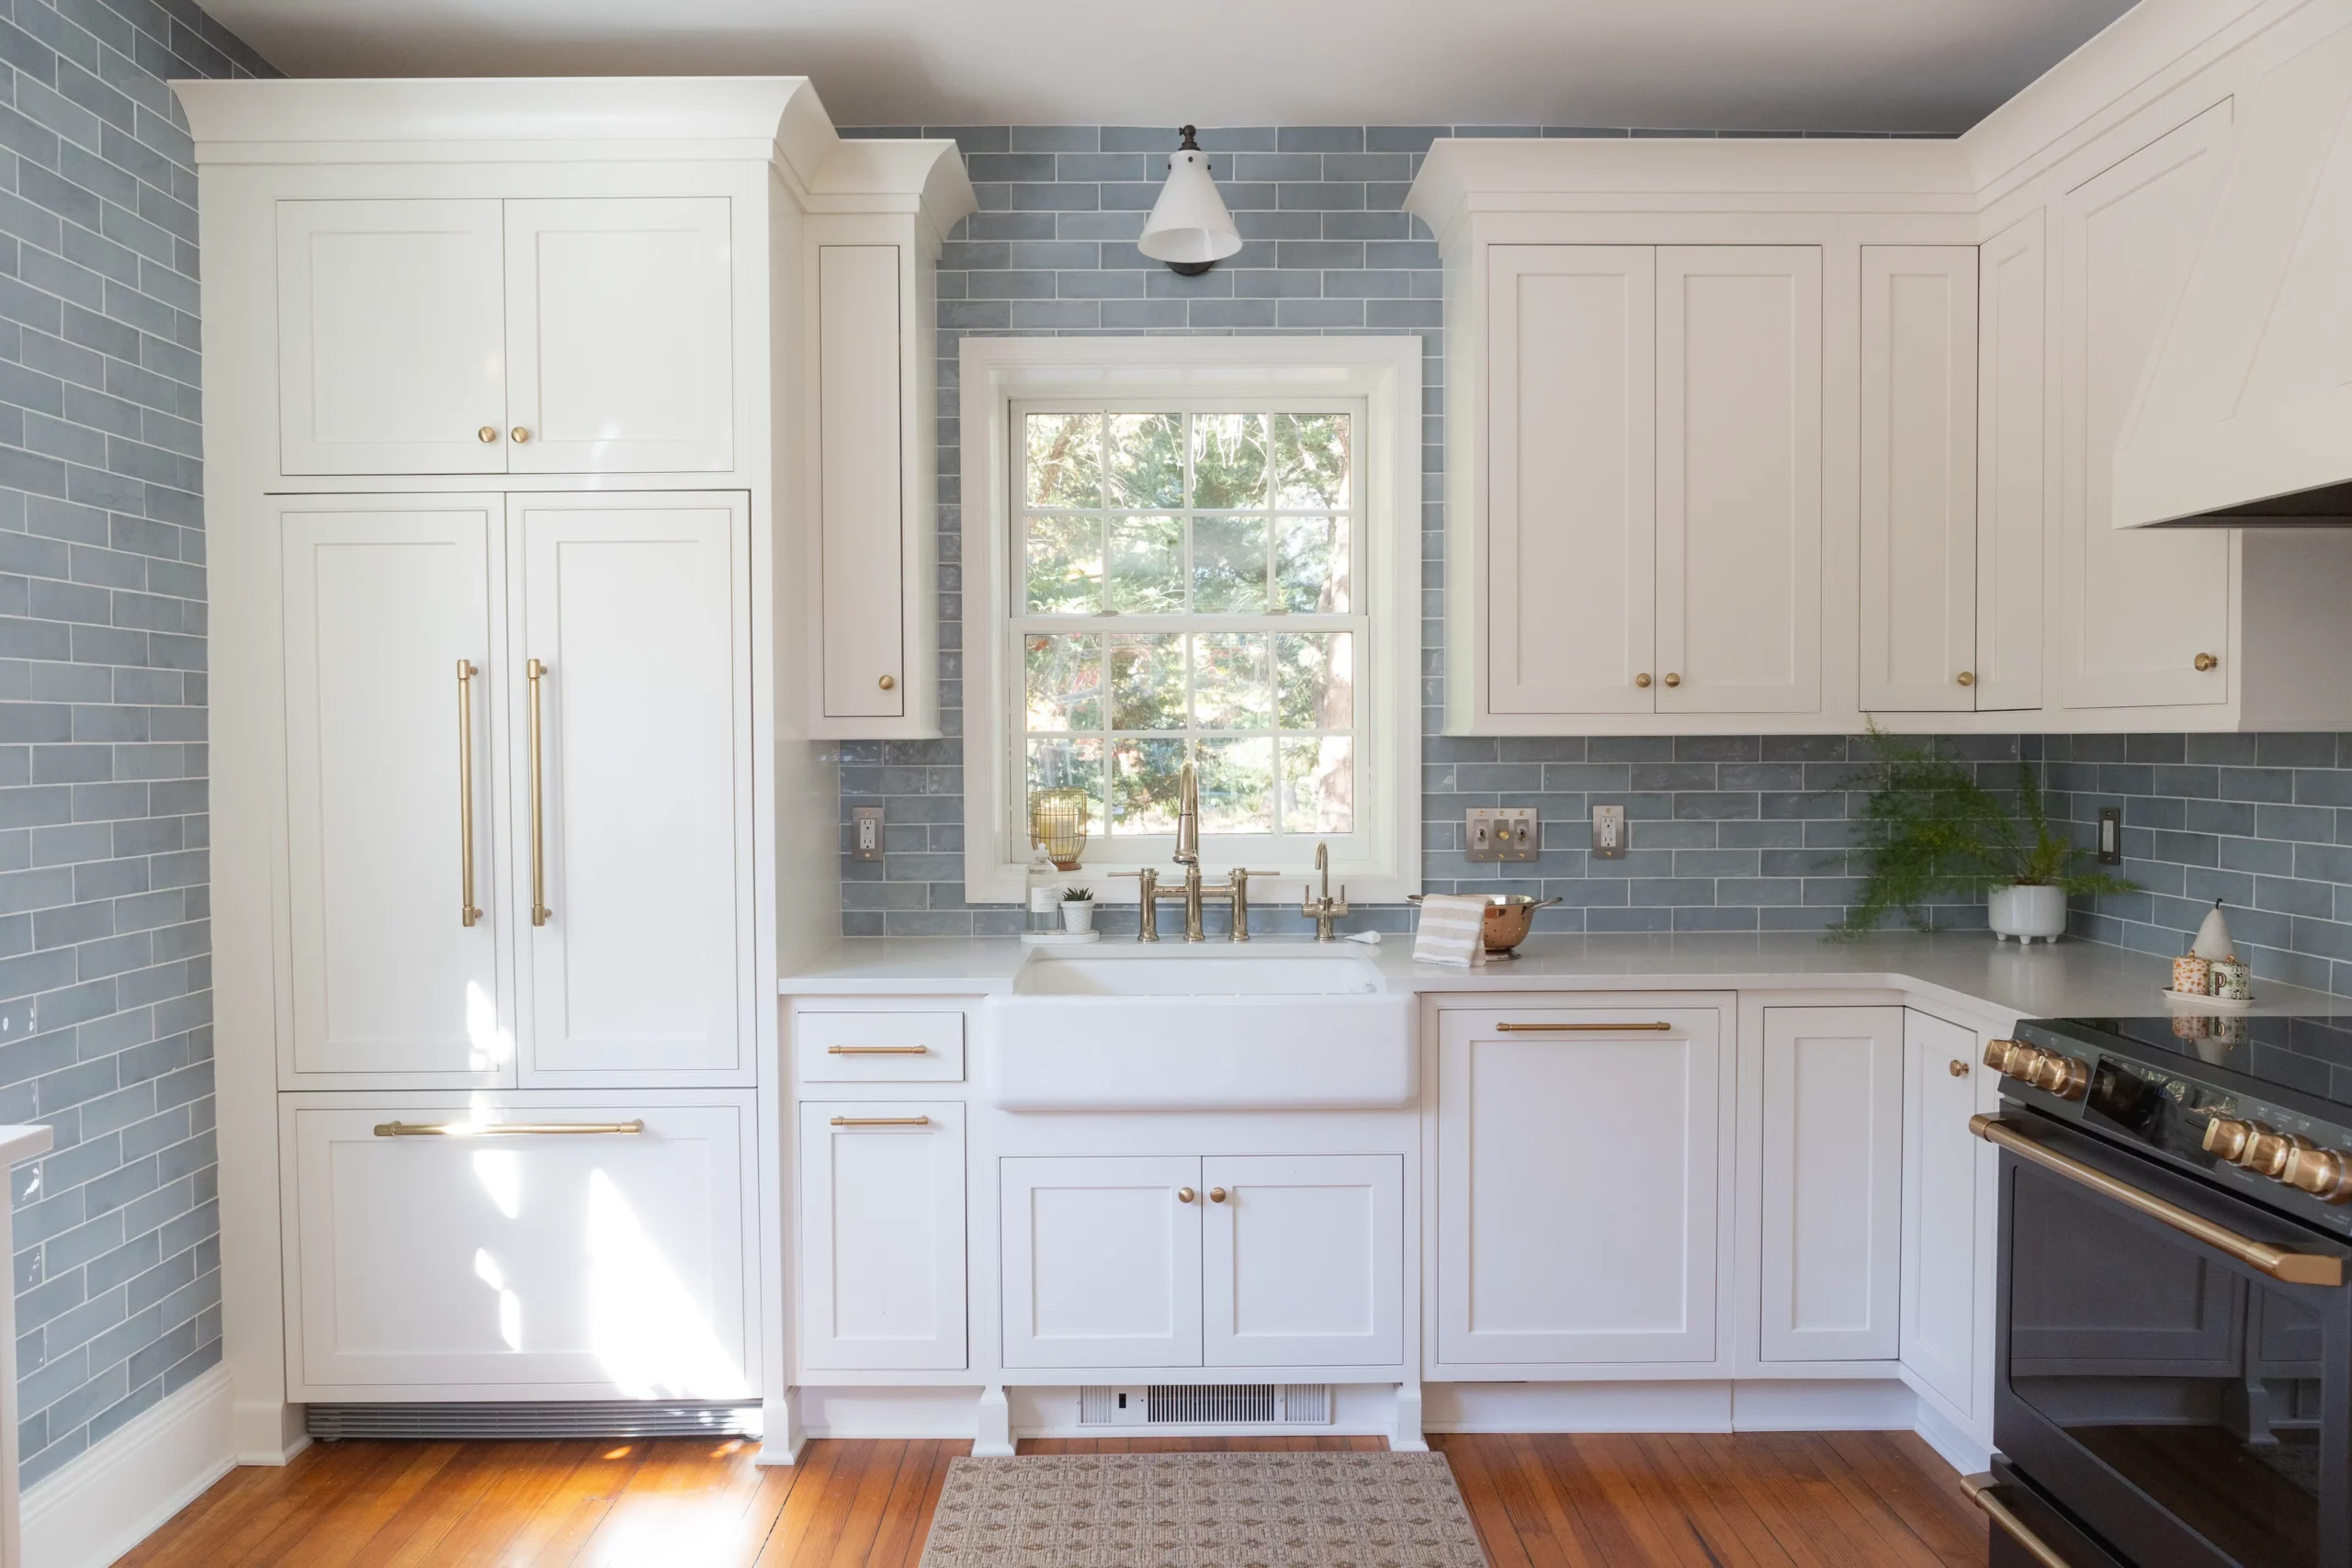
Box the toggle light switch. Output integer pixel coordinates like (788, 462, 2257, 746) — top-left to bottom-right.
(1466, 807, 1538, 863)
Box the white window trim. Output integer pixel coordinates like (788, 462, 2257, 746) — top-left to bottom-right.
(961, 335, 1424, 907)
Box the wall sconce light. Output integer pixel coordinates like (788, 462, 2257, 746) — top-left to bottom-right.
(1137, 125, 1243, 276)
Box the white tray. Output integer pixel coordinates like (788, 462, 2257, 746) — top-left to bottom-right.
(2159, 987, 2253, 1014)
(1021, 930, 1102, 946)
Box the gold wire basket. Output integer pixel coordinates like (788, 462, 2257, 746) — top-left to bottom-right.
(1029, 788, 1091, 871)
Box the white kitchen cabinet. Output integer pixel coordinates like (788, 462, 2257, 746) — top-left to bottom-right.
(511, 493, 752, 1081)
(1657, 246, 1823, 716)
(277, 498, 506, 1083)
(1859, 246, 1979, 713)
(1758, 1007, 1903, 1363)
(816, 243, 910, 722)
(1202, 1155, 1403, 1368)
(281, 1092, 754, 1399)
(797, 1102, 965, 1372)
(1437, 1003, 1725, 1367)
(275, 199, 507, 478)
(1973, 212, 2047, 713)
(1001, 1155, 1203, 1370)
(1900, 1010, 1988, 1418)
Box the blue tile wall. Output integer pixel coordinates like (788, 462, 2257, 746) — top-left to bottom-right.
(0, 0, 270, 1489)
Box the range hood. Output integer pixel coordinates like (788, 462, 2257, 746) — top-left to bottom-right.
(2113, 19, 2352, 528)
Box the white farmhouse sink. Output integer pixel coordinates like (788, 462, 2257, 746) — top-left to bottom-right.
(980, 945, 1415, 1111)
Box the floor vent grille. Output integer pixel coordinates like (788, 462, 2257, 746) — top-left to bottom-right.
(306, 1401, 762, 1442)
(1079, 1384, 1330, 1427)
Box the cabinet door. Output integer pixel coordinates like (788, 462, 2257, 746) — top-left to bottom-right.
(1656, 246, 1822, 715)
(818, 244, 910, 719)
(504, 198, 734, 475)
(1758, 1007, 1904, 1362)
(1438, 1006, 1724, 1365)
(511, 494, 752, 1078)
(1975, 211, 2049, 712)
(283, 1095, 752, 1397)
(1860, 246, 1979, 713)
(279, 499, 506, 1082)
(1901, 1010, 1985, 1415)
(1486, 245, 1657, 715)
(1202, 1155, 1403, 1368)
(797, 1103, 965, 1371)
(1002, 1156, 1202, 1369)
(276, 199, 507, 476)
(2060, 102, 2235, 708)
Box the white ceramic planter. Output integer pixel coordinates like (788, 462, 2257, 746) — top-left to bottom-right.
(1987, 884, 2068, 944)
(1061, 901, 1094, 934)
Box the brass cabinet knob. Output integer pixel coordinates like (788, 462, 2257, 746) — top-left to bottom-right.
(1209, 1187, 1227, 1203)
(477, 426, 498, 444)
(1634, 673, 1652, 689)
(878, 674, 896, 691)
(1948, 1059, 1969, 1077)
(1956, 671, 1975, 687)
(511, 426, 531, 444)
(2194, 652, 2218, 671)
(1662, 672, 1681, 688)
(1176, 1187, 1195, 1203)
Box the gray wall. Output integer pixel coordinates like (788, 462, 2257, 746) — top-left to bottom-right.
(0, 0, 269, 1488)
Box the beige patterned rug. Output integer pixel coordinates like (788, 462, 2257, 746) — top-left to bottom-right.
(916, 1450, 1490, 1566)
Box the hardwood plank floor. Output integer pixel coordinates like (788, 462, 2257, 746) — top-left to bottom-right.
(117, 1430, 1985, 1566)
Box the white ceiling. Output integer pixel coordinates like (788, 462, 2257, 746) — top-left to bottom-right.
(201, 0, 2141, 135)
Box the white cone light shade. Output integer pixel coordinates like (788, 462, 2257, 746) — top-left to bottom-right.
(1138, 148, 1242, 270)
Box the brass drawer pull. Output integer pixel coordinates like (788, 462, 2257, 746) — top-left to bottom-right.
(375, 1120, 644, 1137)
(1497, 1021, 1674, 1032)
(827, 1044, 930, 1055)
(1960, 1476, 2072, 1568)
(1972, 1115, 2344, 1286)
(455, 660, 481, 929)
(830, 1115, 931, 1128)
(526, 658, 550, 927)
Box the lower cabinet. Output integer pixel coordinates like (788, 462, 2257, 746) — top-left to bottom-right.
(1001, 1153, 1403, 1370)
(280, 1092, 754, 1399)
(1900, 1010, 1989, 1416)
(1436, 1004, 1726, 1366)
(796, 1102, 967, 1371)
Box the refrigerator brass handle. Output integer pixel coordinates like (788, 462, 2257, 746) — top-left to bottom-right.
(827, 1045, 931, 1055)
(1959, 1476, 2073, 1568)
(1972, 1115, 2344, 1287)
(375, 1120, 644, 1137)
(829, 1115, 933, 1128)
(1497, 1021, 1674, 1032)
(526, 658, 550, 927)
(456, 660, 481, 928)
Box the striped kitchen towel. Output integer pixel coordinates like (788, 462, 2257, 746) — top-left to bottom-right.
(1412, 894, 1489, 968)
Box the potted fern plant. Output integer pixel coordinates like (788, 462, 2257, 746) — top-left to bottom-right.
(1835, 728, 2134, 943)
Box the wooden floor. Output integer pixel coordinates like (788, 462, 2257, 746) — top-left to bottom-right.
(120, 1430, 1987, 1566)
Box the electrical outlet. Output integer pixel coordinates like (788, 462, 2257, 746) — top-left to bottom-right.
(1592, 804, 1628, 859)
(1465, 807, 1538, 863)
(2097, 807, 2123, 865)
(851, 806, 885, 862)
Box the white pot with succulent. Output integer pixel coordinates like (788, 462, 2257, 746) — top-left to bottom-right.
(1060, 886, 1094, 934)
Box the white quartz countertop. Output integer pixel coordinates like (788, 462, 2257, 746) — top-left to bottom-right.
(779, 931, 2340, 1023)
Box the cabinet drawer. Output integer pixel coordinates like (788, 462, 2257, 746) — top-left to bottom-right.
(797, 1012, 966, 1082)
(280, 1092, 753, 1399)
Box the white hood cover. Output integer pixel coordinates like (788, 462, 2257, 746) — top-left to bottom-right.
(2114, 17, 2352, 527)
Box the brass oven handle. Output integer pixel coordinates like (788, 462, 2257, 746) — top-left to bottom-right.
(376, 1120, 643, 1137)
(1960, 1476, 2073, 1568)
(830, 1115, 931, 1128)
(526, 658, 550, 927)
(827, 1045, 930, 1055)
(456, 660, 481, 928)
(1497, 1021, 1674, 1032)
(1972, 1115, 2345, 1287)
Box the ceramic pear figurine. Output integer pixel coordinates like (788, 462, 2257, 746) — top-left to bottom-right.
(2191, 898, 2234, 962)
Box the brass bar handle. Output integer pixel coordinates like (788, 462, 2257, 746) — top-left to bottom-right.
(1497, 1021, 1675, 1032)
(526, 658, 550, 927)
(1972, 1115, 2345, 1287)
(456, 660, 481, 928)
(827, 1045, 931, 1055)
(1959, 1476, 2074, 1568)
(375, 1120, 644, 1137)
(830, 1115, 932, 1128)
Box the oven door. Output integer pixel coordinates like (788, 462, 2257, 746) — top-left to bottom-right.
(1990, 1110, 2352, 1568)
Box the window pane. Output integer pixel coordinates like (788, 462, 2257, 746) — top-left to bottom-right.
(1108, 413, 1184, 509)
(1026, 513, 1102, 614)
(1109, 634, 1184, 730)
(1196, 737, 1273, 832)
(1191, 514, 1269, 613)
(1191, 414, 1268, 509)
(1276, 631, 1354, 728)
(1110, 738, 1186, 834)
(1024, 633, 1102, 731)
(1026, 413, 1102, 507)
(1107, 514, 1183, 613)
(1272, 413, 1349, 509)
(1281, 736, 1354, 833)
(1026, 739, 1104, 836)
(1191, 633, 1272, 729)
(1274, 514, 1350, 613)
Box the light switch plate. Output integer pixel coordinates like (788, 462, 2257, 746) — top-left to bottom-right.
(1466, 807, 1538, 863)
(2097, 807, 2122, 865)
(1591, 804, 1628, 859)
(852, 806, 885, 862)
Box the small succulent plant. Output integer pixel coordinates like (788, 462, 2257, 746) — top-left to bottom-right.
(1061, 886, 1093, 902)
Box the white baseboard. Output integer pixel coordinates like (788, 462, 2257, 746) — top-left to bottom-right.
(1426, 1379, 1922, 1434)
(1911, 1399, 1992, 1475)
(22, 1366, 237, 1568)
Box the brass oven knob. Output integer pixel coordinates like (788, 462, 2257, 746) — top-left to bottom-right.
(2241, 1130, 2312, 1180)
(2278, 1144, 2352, 1204)
(1984, 1039, 2034, 1077)
(2028, 1053, 2090, 1100)
(2203, 1117, 2263, 1163)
